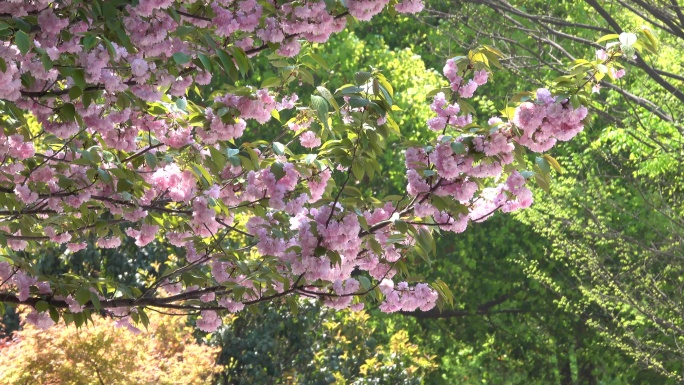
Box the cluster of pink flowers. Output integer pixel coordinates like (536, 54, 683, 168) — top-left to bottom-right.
(299, 131, 322, 148)
(0, 262, 47, 302)
(189, 197, 221, 237)
(150, 164, 197, 202)
(211, 0, 262, 37)
(196, 310, 223, 332)
(0, 0, 51, 17)
(0, 262, 58, 329)
(443, 58, 489, 98)
(0, 45, 21, 101)
(394, 0, 425, 13)
(279, 1, 347, 48)
(427, 92, 471, 131)
(512, 88, 589, 152)
(378, 280, 438, 312)
(404, 61, 587, 245)
(97, 236, 122, 249)
(198, 90, 275, 144)
(125, 224, 159, 247)
(324, 278, 364, 310)
(346, 0, 391, 21)
(0, 133, 36, 160)
(308, 169, 332, 202)
(0, 0, 606, 333)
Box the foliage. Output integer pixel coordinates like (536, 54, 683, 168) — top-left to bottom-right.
(211, 301, 435, 384)
(0, 0, 621, 333)
(0, 309, 220, 384)
(410, 0, 684, 380)
(1, 0, 675, 383)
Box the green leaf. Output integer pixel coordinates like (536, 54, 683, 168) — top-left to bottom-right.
(15, 31, 31, 55)
(191, 163, 213, 185)
(458, 99, 476, 115)
(376, 74, 394, 97)
(172, 52, 191, 65)
(354, 71, 371, 85)
(596, 33, 619, 43)
(534, 172, 550, 192)
(138, 309, 150, 328)
(535, 156, 551, 174)
(451, 142, 466, 155)
(417, 227, 436, 255)
(174, 25, 195, 37)
(638, 25, 659, 53)
(386, 234, 407, 244)
(336, 85, 363, 95)
(97, 168, 112, 185)
(316, 86, 339, 112)
(217, 49, 238, 81)
(233, 286, 246, 301)
(352, 161, 364, 180)
(432, 279, 454, 307)
(343, 186, 362, 197)
(49, 307, 60, 323)
(75, 287, 92, 306)
(358, 276, 371, 291)
(90, 292, 101, 311)
(68, 86, 82, 100)
(35, 300, 50, 313)
(40, 52, 53, 71)
(307, 53, 330, 70)
(543, 154, 563, 174)
(197, 52, 213, 71)
(261, 77, 281, 88)
(72, 69, 87, 91)
(298, 68, 314, 85)
(348, 97, 369, 108)
(13, 17, 32, 33)
(368, 238, 383, 256)
(101, 36, 118, 61)
(117, 179, 133, 193)
(144, 152, 158, 168)
(231, 47, 250, 77)
(272, 142, 286, 156)
(60, 103, 77, 122)
(175, 98, 187, 110)
(83, 34, 99, 52)
(304, 154, 317, 164)
(311, 95, 329, 130)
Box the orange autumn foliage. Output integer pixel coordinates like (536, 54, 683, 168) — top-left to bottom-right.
(0, 311, 220, 385)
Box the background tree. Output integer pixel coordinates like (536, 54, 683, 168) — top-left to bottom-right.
(210, 301, 436, 384)
(0, 0, 604, 329)
(400, 0, 684, 380)
(0, 309, 220, 384)
(0, 2, 668, 382)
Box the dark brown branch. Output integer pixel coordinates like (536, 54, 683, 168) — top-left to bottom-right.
(584, 0, 684, 104)
(672, 0, 684, 28)
(630, 0, 684, 39)
(400, 307, 531, 319)
(400, 290, 526, 319)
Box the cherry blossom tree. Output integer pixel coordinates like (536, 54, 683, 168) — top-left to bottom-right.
(0, 0, 645, 331)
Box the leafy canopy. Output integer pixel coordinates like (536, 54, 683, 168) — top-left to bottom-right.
(0, 0, 641, 334)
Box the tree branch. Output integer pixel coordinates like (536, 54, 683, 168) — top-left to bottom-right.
(584, 0, 684, 104)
